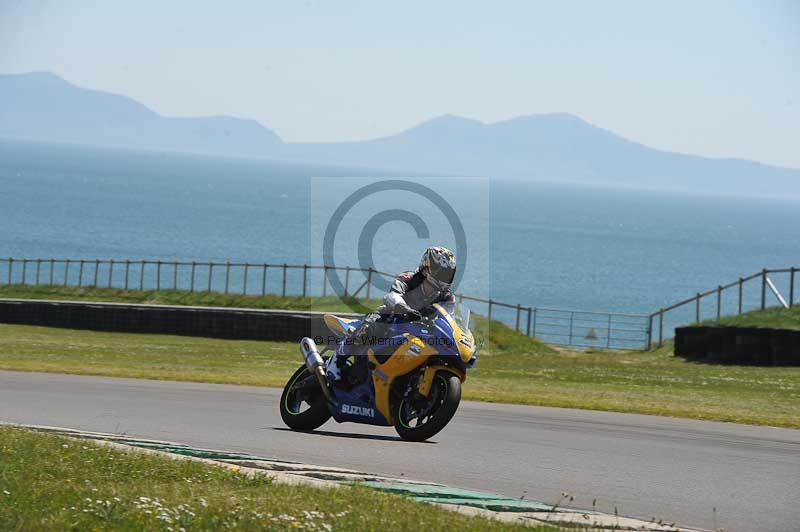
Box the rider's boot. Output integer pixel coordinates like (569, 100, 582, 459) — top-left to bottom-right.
(326, 353, 343, 382)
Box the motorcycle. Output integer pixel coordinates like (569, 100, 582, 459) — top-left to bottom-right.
(279, 302, 478, 441)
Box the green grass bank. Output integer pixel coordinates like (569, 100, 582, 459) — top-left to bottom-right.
(700, 305, 800, 330)
(0, 426, 545, 531)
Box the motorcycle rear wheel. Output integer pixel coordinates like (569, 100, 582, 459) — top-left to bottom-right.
(280, 364, 331, 431)
(393, 373, 461, 442)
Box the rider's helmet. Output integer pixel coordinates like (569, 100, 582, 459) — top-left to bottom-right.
(419, 246, 456, 290)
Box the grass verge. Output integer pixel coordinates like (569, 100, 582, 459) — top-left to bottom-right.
(0, 425, 545, 531)
(1, 285, 799, 428)
(700, 305, 800, 330)
(0, 285, 380, 313)
(2, 323, 798, 428)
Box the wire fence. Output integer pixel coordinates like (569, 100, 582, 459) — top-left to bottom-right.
(648, 267, 798, 349)
(0, 257, 651, 350)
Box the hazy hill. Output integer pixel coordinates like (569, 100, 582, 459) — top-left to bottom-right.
(289, 113, 800, 193)
(0, 72, 282, 157)
(2, 71, 798, 195)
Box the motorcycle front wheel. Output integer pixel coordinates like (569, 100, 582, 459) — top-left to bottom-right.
(280, 364, 331, 431)
(393, 373, 461, 442)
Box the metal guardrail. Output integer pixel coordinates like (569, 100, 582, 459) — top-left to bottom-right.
(0, 257, 651, 350)
(648, 267, 798, 349)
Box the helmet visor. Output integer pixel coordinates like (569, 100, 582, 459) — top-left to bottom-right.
(427, 262, 455, 286)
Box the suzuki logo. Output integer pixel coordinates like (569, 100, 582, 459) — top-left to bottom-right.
(341, 404, 375, 417)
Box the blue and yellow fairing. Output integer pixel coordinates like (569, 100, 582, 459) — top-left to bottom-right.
(322, 302, 476, 425)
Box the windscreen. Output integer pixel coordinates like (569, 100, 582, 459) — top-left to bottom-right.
(438, 301, 471, 331)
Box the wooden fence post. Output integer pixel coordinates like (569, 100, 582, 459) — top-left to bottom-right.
(515, 304, 521, 332)
(35, 259, 41, 285)
(261, 264, 267, 296)
(190, 262, 196, 292)
(487, 299, 493, 321)
(140, 261, 146, 290)
(658, 308, 664, 347)
(93, 259, 99, 287)
(7, 257, 12, 285)
(78, 260, 85, 287)
(302, 264, 308, 297)
(282, 264, 287, 296)
(21, 259, 27, 285)
(156, 261, 162, 290)
(568, 311, 574, 344)
(49, 258, 55, 286)
(64, 259, 70, 286)
(791, 267, 796, 307)
(124, 260, 130, 290)
(695, 293, 701, 322)
(243, 263, 250, 295)
(207, 263, 213, 292)
(526, 307, 532, 336)
(738, 278, 743, 314)
(761, 268, 767, 310)
(716, 286, 722, 320)
(225, 261, 231, 294)
(344, 266, 350, 297)
(108, 259, 114, 287)
(172, 262, 178, 290)
(322, 266, 328, 297)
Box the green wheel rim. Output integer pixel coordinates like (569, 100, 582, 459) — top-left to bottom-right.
(284, 368, 315, 416)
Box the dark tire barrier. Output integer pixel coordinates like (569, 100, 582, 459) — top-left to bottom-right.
(674, 326, 800, 366)
(0, 298, 358, 344)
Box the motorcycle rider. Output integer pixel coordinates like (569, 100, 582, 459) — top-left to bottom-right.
(328, 246, 457, 383)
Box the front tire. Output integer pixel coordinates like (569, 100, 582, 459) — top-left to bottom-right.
(280, 364, 331, 431)
(394, 373, 461, 442)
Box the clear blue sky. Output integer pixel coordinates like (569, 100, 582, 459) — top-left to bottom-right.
(2, 0, 798, 167)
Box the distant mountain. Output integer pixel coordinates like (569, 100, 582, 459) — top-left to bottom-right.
(0, 72, 282, 157)
(2, 71, 798, 195)
(297, 113, 800, 193)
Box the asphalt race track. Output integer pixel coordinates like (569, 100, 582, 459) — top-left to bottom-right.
(1, 370, 798, 532)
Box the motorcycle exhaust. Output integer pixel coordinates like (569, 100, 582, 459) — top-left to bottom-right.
(299, 337, 333, 402)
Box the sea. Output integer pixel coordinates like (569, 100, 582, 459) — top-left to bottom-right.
(1, 138, 798, 339)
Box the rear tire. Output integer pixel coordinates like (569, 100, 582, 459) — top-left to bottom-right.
(393, 373, 461, 442)
(280, 364, 331, 431)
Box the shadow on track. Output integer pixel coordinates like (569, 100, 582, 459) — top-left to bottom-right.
(271, 427, 436, 444)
